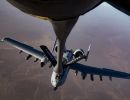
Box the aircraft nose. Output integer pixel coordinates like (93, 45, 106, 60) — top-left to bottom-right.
(51, 71, 59, 88)
(51, 80, 58, 87)
(52, 82, 57, 87)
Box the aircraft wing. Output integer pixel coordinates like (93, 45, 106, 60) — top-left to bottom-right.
(1, 37, 46, 62)
(69, 63, 130, 80)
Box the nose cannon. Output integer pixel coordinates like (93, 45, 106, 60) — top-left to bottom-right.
(51, 71, 61, 90)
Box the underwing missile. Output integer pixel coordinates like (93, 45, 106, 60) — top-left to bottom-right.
(99, 75, 103, 81)
(41, 62, 45, 67)
(81, 73, 87, 80)
(26, 54, 32, 60)
(90, 74, 94, 81)
(19, 50, 23, 54)
(75, 70, 78, 76)
(34, 58, 39, 62)
(109, 76, 112, 81)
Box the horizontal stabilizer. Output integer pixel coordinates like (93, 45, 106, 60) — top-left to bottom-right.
(40, 45, 57, 66)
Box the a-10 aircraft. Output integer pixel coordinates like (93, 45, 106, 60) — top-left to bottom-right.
(1, 37, 130, 90)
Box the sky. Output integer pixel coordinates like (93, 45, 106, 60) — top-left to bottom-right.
(0, 0, 130, 100)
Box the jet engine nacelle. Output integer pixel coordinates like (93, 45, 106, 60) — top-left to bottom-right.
(73, 49, 85, 58)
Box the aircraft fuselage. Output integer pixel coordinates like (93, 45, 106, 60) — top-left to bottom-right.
(51, 50, 74, 89)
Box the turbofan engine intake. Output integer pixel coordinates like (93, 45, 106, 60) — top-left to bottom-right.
(73, 49, 85, 58)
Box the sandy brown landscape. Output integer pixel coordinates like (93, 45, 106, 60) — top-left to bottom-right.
(0, 0, 130, 100)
